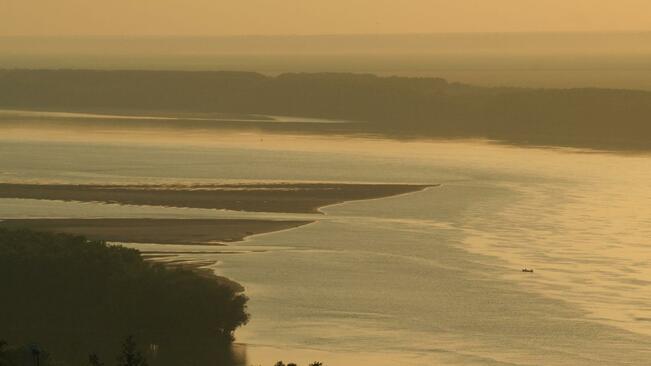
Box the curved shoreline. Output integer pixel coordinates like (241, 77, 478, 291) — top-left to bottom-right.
(316, 183, 439, 214)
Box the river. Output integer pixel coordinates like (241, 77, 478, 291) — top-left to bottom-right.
(1, 113, 650, 365)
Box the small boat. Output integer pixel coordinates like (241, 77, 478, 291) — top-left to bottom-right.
(522, 268, 534, 273)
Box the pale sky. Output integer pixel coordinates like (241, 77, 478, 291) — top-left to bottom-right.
(2, 0, 651, 36)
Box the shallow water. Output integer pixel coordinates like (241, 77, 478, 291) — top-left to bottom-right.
(1, 117, 651, 365)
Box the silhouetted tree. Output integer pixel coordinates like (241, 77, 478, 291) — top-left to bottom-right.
(0, 340, 7, 366)
(89, 353, 104, 366)
(117, 336, 148, 366)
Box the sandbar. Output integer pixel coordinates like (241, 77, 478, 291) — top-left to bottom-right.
(0, 218, 312, 245)
(0, 183, 434, 213)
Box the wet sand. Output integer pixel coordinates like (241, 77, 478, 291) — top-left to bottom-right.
(0, 183, 434, 213)
(143, 256, 246, 292)
(0, 218, 312, 245)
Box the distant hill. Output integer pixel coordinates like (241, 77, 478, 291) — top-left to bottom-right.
(1, 69, 650, 150)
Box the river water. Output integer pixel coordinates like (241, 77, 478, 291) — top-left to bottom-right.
(1, 114, 651, 365)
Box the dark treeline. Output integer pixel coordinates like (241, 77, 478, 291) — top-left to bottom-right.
(1, 337, 326, 366)
(0, 228, 249, 366)
(0, 69, 650, 149)
(1, 335, 148, 366)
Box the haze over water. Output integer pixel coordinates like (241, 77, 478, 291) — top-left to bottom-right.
(3, 0, 651, 364)
(2, 114, 650, 365)
(3, 32, 651, 90)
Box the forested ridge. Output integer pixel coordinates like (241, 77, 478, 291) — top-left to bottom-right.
(0, 69, 650, 149)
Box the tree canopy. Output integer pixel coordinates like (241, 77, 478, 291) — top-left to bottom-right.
(0, 228, 248, 366)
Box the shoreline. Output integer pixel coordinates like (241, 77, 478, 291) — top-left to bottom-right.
(316, 184, 437, 213)
(143, 255, 246, 292)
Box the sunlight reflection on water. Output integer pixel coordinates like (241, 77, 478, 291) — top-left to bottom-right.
(2, 120, 651, 365)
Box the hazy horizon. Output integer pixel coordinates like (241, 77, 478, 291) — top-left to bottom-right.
(3, 0, 651, 36)
(3, 32, 651, 90)
(3, 30, 651, 37)
(3, 31, 651, 53)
